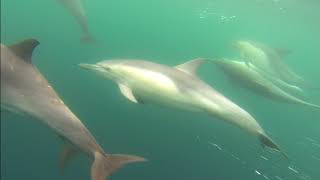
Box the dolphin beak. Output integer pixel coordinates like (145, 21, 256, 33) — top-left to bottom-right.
(78, 63, 99, 70)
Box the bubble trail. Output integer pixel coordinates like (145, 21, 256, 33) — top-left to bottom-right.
(208, 141, 222, 151)
(275, 175, 283, 180)
(262, 175, 270, 180)
(311, 142, 320, 148)
(288, 166, 299, 174)
(260, 155, 269, 161)
(255, 170, 262, 176)
(305, 137, 317, 143)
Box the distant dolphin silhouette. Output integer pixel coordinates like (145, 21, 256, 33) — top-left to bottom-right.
(80, 58, 288, 158)
(57, 0, 95, 42)
(233, 40, 309, 89)
(1, 39, 146, 180)
(213, 59, 320, 109)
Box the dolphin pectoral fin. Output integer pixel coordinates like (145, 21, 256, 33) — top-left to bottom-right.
(244, 60, 251, 68)
(118, 83, 139, 103)
(8, 39, 39, 63)
(258, 133, 289, 159)
(91, 152, 147, 180)
(59, 143, 80, 172)
(175, 58, 208, 76)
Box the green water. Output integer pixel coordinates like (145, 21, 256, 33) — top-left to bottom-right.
(1, 0, 320, 180)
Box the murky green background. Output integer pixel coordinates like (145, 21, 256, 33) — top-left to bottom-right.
(1, 0, 320, 179)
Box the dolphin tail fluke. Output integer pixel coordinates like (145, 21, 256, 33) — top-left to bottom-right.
(258, 133, 289, 159)
(91, 152, 147, 180)
(81, 33, 96, 43)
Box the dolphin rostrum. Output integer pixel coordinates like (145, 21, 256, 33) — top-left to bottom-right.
(233, 40, 307, 89)
(57, 0, 95, 42)
(1, 39, 146, 180)
(213, 59, 320, 109)
(79, 58, 287, 157)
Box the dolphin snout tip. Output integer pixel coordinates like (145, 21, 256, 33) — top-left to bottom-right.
(78, 63, 97, 70)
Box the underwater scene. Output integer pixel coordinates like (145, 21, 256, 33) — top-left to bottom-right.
(1, 0, 320, 180)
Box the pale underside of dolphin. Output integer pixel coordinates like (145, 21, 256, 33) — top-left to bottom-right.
(79, 58, 288, 158)
(57, 0, 95, 42)
(213, 59, 320, 110)
(233, 40, 308, 89)
(0, 39, 145, 180)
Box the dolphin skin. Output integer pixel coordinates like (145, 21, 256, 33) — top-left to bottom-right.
(213, 59, 320, 109)
(233, 40, 306, 88)
(1, 39, 146, 180)
(79, 58, 287, 157)
(57, 0, 95, 42)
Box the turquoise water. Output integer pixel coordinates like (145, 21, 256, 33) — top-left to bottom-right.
(1, 0, 320, 180)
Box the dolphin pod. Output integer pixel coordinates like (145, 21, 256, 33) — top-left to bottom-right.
(57, 0, 95, 42)
(213, 59, 320, 109)
(79, 59, 288, 158)
(0, 39, 146, 180)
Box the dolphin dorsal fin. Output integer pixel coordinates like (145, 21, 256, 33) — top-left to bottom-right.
(8, 39, 40, 63)
(118, 83, 139, 103)
(175, 58, 207, 76)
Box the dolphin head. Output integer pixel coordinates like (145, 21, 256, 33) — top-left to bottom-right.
(232, 40, 267, 64)
(79, 60, 127, 82)
(232, 40, 254, 52)
(213, 59, 238, 71)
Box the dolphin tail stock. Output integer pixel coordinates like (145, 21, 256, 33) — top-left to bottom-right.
(258, 133, 289, 159)
(91, 152, 147, 180)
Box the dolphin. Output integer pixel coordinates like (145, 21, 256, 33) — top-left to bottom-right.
(233, 40, 307, 88)
(79, 58, 287, 157)
(1, 39, 146, 180)
(57, 0, 95, 42)
(213, 59, 320, 109)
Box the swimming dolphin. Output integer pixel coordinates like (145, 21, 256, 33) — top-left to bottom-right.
(1, 39, 146, 180)
(233, 40, 306, 88)
(213, 59, 320, 109)
(79, 58, 287, 157)
(57, 0, 94, 42)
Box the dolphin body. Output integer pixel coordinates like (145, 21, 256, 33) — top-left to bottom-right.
(1, 39, 145, 180)
(213, 59, 320, 109)
(79, 59, 287, 157)
(233, 40, 306, 89)
(57, 0, 94, 42)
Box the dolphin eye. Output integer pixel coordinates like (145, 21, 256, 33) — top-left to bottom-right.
(104, 66, 111, 71)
